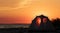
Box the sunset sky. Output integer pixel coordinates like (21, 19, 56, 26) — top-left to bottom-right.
(0, 0, 60, 24)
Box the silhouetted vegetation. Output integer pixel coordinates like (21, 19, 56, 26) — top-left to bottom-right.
(51, 18, 60, 30)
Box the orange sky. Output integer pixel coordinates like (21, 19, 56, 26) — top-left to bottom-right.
(0, 0, 60, 24)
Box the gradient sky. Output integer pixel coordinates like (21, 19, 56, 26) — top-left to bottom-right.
(0, 0, 60, 24)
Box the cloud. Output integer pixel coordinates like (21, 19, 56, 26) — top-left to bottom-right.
(0, 0, 19, 10)
(0, 0, 33, 10)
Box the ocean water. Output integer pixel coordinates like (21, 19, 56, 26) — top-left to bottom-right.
(0, 24, 30, 28)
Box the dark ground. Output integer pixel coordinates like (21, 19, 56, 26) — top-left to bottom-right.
(0, 28, 59, 33)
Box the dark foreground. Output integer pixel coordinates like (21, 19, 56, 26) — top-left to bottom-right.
(0, 28, 60, 33)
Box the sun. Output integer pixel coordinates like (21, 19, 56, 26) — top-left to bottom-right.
(35, 11, 49, 16)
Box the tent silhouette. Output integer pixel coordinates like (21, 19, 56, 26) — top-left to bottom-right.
(29, 15, 55, 31)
